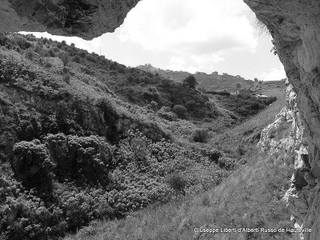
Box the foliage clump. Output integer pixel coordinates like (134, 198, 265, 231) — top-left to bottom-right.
(11, 140, 54, 193)
(172, 104, 188, 119)
(192, 128, 210, 143)
(183, 75, 198, 89)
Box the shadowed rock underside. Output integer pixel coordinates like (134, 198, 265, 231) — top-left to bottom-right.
(0, 0, 139, 39)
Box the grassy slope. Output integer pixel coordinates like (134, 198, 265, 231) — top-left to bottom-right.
(0, 33, 287, 240)
(65, 85, 292, 240)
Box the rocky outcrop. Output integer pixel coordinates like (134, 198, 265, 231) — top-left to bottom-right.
(245, 1, 320, 238)
(0, 0, 140, 39)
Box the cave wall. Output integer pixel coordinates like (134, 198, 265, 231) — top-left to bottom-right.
(0, 0, 140, 39)
(244, 0, 320, 239)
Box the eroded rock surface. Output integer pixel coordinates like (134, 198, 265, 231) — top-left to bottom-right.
(0, 0, 140, 39)
(245, 0, 320, 239)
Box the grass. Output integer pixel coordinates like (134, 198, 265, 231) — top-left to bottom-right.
(0, 33, 288, 240)
(210, 85, 286, 158)
(64, 149, 293, 240)
(64, 85, 289, 240)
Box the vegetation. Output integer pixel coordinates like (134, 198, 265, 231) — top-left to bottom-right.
(0, 32, 285, 240)
(182, 75, 198, 89)
(172, 105, 187, 119)
(191, 128, 210, 143)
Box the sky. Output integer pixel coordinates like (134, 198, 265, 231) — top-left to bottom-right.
(24, 0, 286, 81)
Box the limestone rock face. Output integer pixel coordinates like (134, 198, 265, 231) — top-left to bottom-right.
(0, 0, 140, 39)
(244, 1, 320, 239)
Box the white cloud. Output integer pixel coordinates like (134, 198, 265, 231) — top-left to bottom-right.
(119, 0, 257, 53)
(260, 67, 286, 81)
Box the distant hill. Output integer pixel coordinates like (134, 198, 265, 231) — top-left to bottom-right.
(137, 64, 254, 92)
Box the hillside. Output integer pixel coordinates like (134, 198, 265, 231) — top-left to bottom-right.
(65, 80, 289, 240)
(0, 33, 284, 240)
(138, 64, 255, 92)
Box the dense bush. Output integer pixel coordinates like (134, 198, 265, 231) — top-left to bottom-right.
(25, 49, 35, 60)
(217, 94, 276, 117)
(191, 128, 210, 143)
(166, 173, 187, 195)
(172, 105, 187, 119)
(157, 107, 178, 121)
(0, 59, 36, 84)
(0, 176, 66, 240)
(182, 75, 198, 89)
(1, 128, 229, 240)
(45, 134, 114, 185)
(63, 73, 70, 84)
(11, 140, 54, 193)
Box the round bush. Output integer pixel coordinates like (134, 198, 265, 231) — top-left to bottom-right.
(191, 129, 210, 143)
(11, 140, 54, 192)
(172, 105, 187, 119)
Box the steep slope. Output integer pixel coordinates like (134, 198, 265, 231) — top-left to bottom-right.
(0, 0, 139, 39)
(0, 33, 252, 240)
(244, 0, 320, 239)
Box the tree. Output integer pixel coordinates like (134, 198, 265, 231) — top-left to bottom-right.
(236, 83, 242, 94)
(183, 75, 198, 89)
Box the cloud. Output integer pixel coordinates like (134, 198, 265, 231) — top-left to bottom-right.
(118, 0, 257, 54)
(260, 67, 286, 81)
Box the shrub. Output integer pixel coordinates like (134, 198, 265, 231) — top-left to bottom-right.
(59, 53, 69, 66)
(45, 134, 114, 185)
(72, 55, 81, 63)
(0, 33, 9, 46)
(191, 128, 210, 143)
(217, 157, 235, 170)
(182, 75, 198, 89)
(172, 105, 187, 119)
(206, 150, 222, 163)
(81, 66, 94, 75)
(45, 62, 52, 68)
(148, 100, 159, 111)
(25, 49, 34, 60)
(63, 73, 70, 84)
(48, 49, 55, 57)
(201, 194, 211, 206)
(62, 67, 69, 74)
(11, 140, 55, 192)
(0, 176, 66, 240)
(57, 187, 114, 231)
(166, 173, 187, 195)
(157, 108, 178, 121)
(15, 36, 31, 50)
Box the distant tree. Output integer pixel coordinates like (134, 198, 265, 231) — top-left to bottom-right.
(183, 75, 198, 89)
(236, 83, 242, 94)
(254, 78, 259, 82)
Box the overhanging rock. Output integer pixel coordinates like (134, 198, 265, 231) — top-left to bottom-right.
(0, 0, 140, 39)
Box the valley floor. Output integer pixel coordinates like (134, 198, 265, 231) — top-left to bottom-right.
(65, 86, 292, 240)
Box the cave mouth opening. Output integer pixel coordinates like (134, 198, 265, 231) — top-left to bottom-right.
(19, 0, 286, 82)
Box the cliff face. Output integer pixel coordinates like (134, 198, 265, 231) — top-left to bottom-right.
(0, 0, 139, 39)
(244, 0, 320, 239)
